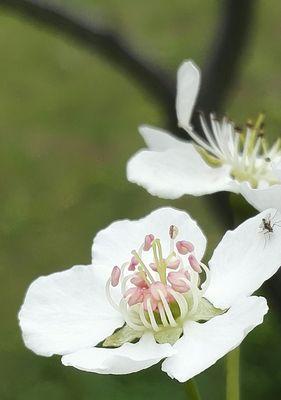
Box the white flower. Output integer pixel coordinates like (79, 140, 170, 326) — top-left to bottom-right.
(127, 60, 281, 211)
(19, 208, 281, 381)
(19, 207, 281, 382)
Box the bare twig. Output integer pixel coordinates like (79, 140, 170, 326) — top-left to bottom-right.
(196, 0, 255, 115)
(0, 0, 176, 123)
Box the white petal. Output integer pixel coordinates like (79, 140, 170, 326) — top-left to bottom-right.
(92, 207, 206, 268)
(240, 181, 281, 211)
(176, 60, 200, 130)
(127, 145, 235, 199)
(205, 209, 281, 309)
(62, 332, 175, 374)
(19, 265, 123, 356)
(272, 160, 281, 181)
(162, 296, 268, 382)
(139, 125, 188, 151)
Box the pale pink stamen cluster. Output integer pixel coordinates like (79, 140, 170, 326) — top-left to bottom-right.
(106, 225, 210, 331)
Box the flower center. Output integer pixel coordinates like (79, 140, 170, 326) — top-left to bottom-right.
(106, 226, 210, 333)
(189, 113, 281, 188)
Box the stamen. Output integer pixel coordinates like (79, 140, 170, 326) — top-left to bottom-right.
(111, 266, 121, 287)
(168, 288, 188, 319)
(166, 257, 180, 270)
(121, 274, 135, 295)
(169, 225, 179, 239)
(120, 299, 144, 331)
(139, 303, 152, 329)
(105, 279, 120, 311)
(176, 240, 194, 255)
(146, 298, 160, 331)
(125, 287, 143, 306)
(188, 254, 202, 272)
(167, 270, 190, 293)
(105, 226, 213, 336)
(128, 256, 139, 271)
(187, 121, 215, 155)
(153, 239, 167, 283)
(200, 113, 222, 157)
(130, 273, 149, 288)
(157, 290, 177, 327)
(143, 234, 155, 251)
(150, 282, 168, 301)
(158, 302, 169, 327)
(188, 285, 200, 315)
(149, 262, 157, 271)
(131, 250, 155, 283)
(199, 262, 211, 296)
(192, 112, 281, 188)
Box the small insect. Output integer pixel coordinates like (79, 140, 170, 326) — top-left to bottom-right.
(259, 211, 281, 245)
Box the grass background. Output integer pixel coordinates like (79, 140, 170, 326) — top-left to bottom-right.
(0, 1, 281, 399)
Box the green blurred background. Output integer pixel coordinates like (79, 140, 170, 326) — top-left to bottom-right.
(0, 1, 280, 399)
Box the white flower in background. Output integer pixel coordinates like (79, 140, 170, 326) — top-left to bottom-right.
(127, 60, 281, 211)
(19, 207, 281, 381)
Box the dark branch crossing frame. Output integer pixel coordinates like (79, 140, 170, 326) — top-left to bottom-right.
(1, 0, 279, 310)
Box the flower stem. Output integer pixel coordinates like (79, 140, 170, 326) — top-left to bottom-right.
(226, 347, 240, 400)
(185, 379, 202, 400)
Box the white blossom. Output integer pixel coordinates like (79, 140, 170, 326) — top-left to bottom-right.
(19, 207, 281, 381)
(127, 60, 281, 211)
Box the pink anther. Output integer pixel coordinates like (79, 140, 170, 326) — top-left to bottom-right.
(143, 234, 155, 251)
(143, 293, 158, 311)
(188, 254, 202, 273)
(176, 240, 194, 255)
(150, 282, 168, 301)
(130, 273, 149, 288)
(128, 256, 139, 271)
(167, 270, 190, 293)
(110, 266, 121, 287)
(167, 257, 180, 269)
(125, 287, 144, 306)
(149, 262, 158, 271)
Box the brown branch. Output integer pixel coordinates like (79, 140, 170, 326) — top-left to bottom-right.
(0, 0, 176, 123)
(196, 0, 255, 115)
(0, 0, 256, 136)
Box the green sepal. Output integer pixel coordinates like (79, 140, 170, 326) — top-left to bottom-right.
(154, 327, 182, 345)
(192, 297, 225, 322)
(103, 324, 143, 348)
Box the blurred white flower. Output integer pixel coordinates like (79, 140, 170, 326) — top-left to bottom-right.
(127, 60, 281, 211)
(19, 207, 281, 382)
